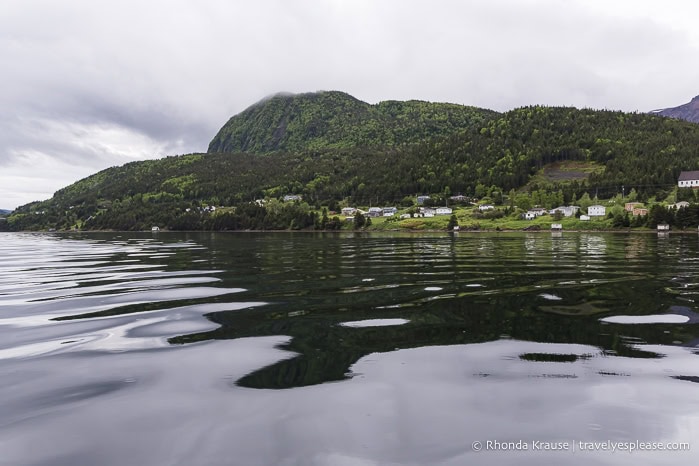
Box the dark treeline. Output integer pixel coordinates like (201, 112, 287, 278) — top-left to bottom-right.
(1, 196, 350, 232)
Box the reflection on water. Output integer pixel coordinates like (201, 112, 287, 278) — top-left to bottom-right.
(1, 231, 698, 465)
(340, 318, 410, 328)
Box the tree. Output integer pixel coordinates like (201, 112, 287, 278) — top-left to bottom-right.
(400, 196, 414, 207)
(492, 190, 503, 205)
(447, 214, 459, 230)
(515, 193, 532, 211)
(554, 190, 564, 207)
(354, 212, 366, 229)
(320, 208, 328, 230)
(648, 205, 669, 228)
(677, 188, 693, 203)
(327, 216, 343, 230)
(675, 206, 691, 229)
(508, 189, 517, 209)
(578, 192, 593, 210)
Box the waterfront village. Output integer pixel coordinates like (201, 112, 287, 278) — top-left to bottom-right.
(244, 170, 699, 232)
(6, 172, 699, 233)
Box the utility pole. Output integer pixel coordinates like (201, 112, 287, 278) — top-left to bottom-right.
(622, 185, 625, 198)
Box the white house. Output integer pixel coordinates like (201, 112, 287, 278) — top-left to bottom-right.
(283, 194, 302, 202)
(417, 195, 431, 205)
(550, 206, 580, 217)
(421, 207, 436, 217)
(587, 205, 606, 217)
(341, 207, 357, 216)
(435, 207, 453, 215)
(399, 213, 411, 219)
(367, 207, 383, 217)
(678, 171, 699, 188)
(525, 208, 546, 219)
(382, 207, 398, 216)
(672, 201, 690, 209)
(579, 215, 590, 221)
(478, 204, 494, 211)
(551, 223, 563, 230)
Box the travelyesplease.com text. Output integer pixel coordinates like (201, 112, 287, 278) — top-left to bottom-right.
(471, 439, 690, 453)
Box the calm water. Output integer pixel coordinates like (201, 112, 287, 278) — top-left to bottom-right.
(1, 231, 698, 465)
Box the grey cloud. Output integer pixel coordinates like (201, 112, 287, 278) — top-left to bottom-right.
(1, 0, 699, 208)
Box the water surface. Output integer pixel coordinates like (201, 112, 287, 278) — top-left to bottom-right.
(1, 231, 698, 465)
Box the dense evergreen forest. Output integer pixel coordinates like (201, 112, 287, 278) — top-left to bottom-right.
(4, 91, 699, 232)
(208, 91, 498, 153)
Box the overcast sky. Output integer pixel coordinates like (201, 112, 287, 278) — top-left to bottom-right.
(2, 0, 699, 209)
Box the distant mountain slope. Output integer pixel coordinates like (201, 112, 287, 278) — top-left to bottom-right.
(7, 103, 699, 232)
(208, 91, 499, 153)
(0, 209, 11, 215)
(652, 95, 699, 123)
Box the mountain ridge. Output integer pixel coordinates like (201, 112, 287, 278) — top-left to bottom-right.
(652, 95, 699, 123)
(207, 90, 499, 153)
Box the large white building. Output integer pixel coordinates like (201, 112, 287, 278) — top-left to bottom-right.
(678, 171, 699, 188)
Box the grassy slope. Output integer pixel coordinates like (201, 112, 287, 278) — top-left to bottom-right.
(526, 161, 606, 188)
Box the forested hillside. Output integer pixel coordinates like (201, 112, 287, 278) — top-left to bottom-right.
(420, 106, 699, 196)
(5, 94, 699, 232)
(208, 91, 498, 152)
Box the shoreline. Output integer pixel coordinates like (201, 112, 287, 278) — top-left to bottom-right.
(5, 228, 697, 235)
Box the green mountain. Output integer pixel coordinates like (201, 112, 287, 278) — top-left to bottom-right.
(208, 91, 499, 153)
(5, 94, 699, 232)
